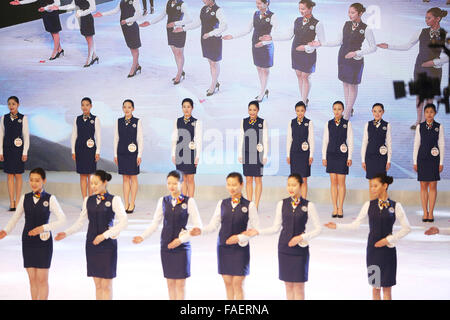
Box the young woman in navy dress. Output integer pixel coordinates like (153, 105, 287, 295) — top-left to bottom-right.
(325, 174, 411, 300)
(0, 168, 66, 300)
(171, 98, 202, 198)
(238, 100, 268, 209)
(132, 171, 202, 300)
(200, 172, 259, 300)
(378, 8, 448, 130)
(245, 174, 321, 300)
(113, 99, 143, 214)
(0, 96, 30, 211)
(265, 0, 325, 105)
(56, 170, 128, 300)
(322, 101, 353, 218)
(223, 0, 277, 102)
(71, 97, 102, 200)
(94, 0, 143, 78)
(174, 0, 227, 96)
(10, 0, 64, 60)
(50, 0, 99, 67)
(287, 101, 314, 199)
(361, 103, 392, 198)
(139, 0, 192, 84)
(311, 3, 376, 119)
(413, 104, 445, 222)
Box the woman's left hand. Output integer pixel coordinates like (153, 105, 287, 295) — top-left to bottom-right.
(225, 235, 239, 245)
(137, 157, 142, 166)
(202, 33, 210, 39)
(168, 238, 181, 249)
(421, 60, 435, 68)
(345, 51, 357, 59)
(95, 154, 100, 162)
(120, 20, 127, 25)
(374, 238, 389, 248)
(28, 226, 44, 236)
(347, 159, 352, 167)
(288, 235, 303, 247)
(255, 42, 264, 48)
(22, 155, 28, 162)
(93, 234, 106, 245)
(439, 165, 443, 173)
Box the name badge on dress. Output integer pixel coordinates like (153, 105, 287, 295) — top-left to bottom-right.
(256, 143, 264, 152)
(188, 141, 196, 150)
(86, 139, 95, 148)
(128, 143, 137, 153)
(379, 145, 388, 156)
(431, 147, 440, 157)
(340, 143, 348, 153)
(14, 137, 23, 147)
(241, 207, 248, 213)
(18, 119, 22, 123)
(301, 141, 309, 151)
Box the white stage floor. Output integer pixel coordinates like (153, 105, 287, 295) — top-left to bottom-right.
(1, 199, 449, 300)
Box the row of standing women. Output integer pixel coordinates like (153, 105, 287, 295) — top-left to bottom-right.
(1, 168, 449, 301)
(10, 1, 449, 125)
(1, 95, 445, 223)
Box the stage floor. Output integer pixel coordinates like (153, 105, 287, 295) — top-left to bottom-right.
(1, 198, 449, 300)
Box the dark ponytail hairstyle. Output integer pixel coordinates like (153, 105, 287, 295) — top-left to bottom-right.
(30, 167, 46, 180)
(226, 172, 243, 184)
(94, 170, 112, 183)
(7, 96, 19, 104)
(167, 170, 183, 183)
(295, 101, 307, 110)
(424, 103, 437, 113)
(261, 0, 270, 5)
(299, 0, 316, 8)
(373, 173, 394, 188)
(182, 98, 194, 108)
(428, 7, 448, 19)
(333, 100, 345, 110)
(372, 103, 384, 111)
(288, 173, 304, 185)
(350, 2, 366, 14)
(123, 99, 135, 108)
(248, 100, 260, 110)
(81, 97, 92, 105)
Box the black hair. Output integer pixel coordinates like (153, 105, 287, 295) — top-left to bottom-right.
(30, 167, 46, 180)
(94, 170, 112, 182)
(7, 96, 19, 104)
(372, 103, 384, 111)
(81, 97, 92, 105)
(295, 101, 307, 110)
(248, 100, 260, 110)
(333, 100, 345, 110)
(182, 98, 194, 108)
(299, 0, 316, 8)
(424, 103, 437, 113)
(167, 170, 183, 183)
(261, 0, 270, 4)
(226, 172, 243, 184)
(123, 99, 135, 108)
(373, 173, 394, 187)
(288, 173, 304, 185)
(428, 7, 448, 19)
(350, 3, 366, 14)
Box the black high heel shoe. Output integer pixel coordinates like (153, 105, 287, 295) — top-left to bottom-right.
(126, 204, 135, 214)
(8, 201, 16, 212)
(172, 71, 185, 85)
(128, 65, 142, 78)
(84, 56, 99, 68)
(49, 49, 64, 61)
(206, 82, 220, 96)
(255, 89, 269, 102)
(332, 213, 337, 218)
